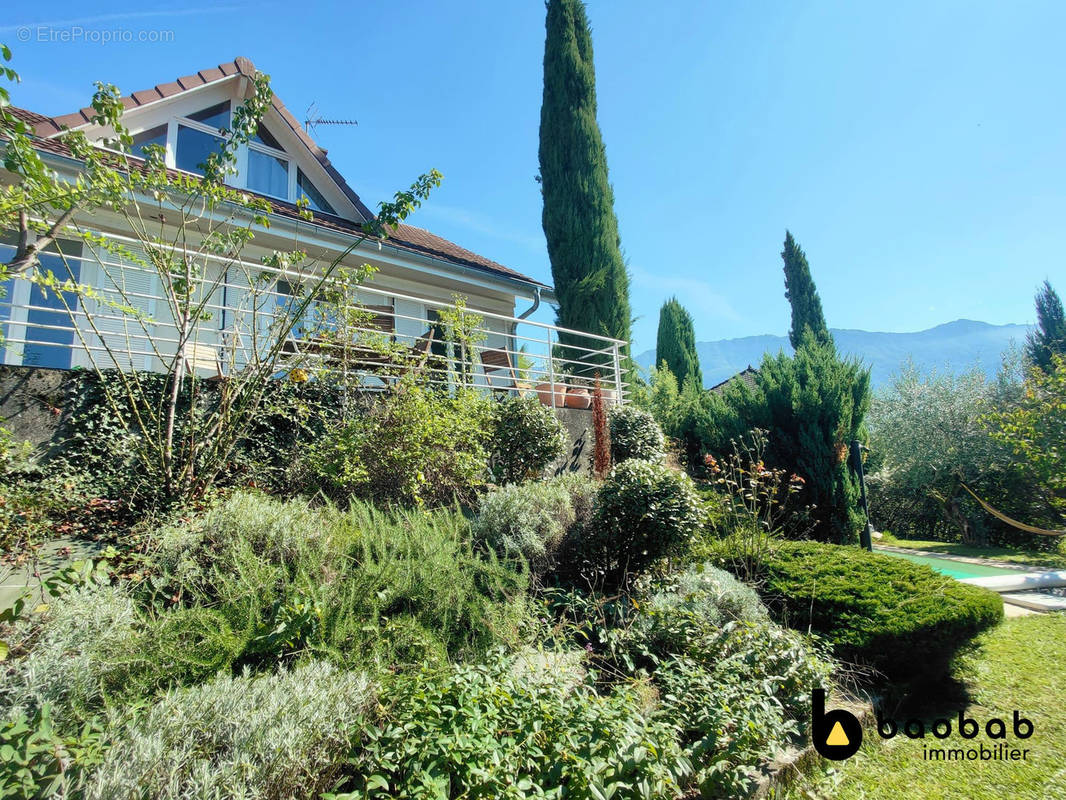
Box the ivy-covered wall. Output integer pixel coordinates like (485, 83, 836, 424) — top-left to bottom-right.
(0, 365, 596, 476)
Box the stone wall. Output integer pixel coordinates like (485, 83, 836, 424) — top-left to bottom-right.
(549, 406, 596, 477)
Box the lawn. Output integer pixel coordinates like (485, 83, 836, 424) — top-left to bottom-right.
(878, 532, 1066, 570)
(797, 613, 1066, 800)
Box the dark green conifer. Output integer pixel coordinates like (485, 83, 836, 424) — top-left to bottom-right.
(656, 297, 702, 389)
(782, 231, 831, 350)
(539, 0, 632, 365)
(1025, 280, 1066, 372)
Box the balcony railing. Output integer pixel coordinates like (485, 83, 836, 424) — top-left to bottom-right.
(0, 238, 630, 405)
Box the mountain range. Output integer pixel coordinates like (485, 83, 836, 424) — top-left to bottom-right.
(635, 320, 1030, 390)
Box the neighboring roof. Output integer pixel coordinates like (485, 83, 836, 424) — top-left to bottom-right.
(4, 58, 548, 289)
(708, 365, 758, 394)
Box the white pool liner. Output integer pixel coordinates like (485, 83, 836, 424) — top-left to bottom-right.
(959, 570, 1066, 592)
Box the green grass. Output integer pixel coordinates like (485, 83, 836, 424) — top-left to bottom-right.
(796, 614, 1066, 800)
(878, 531, 1066, 570)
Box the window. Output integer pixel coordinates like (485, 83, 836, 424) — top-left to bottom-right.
(187, 101, 230, 130)
(22, 246, 82, 369)
(251, 125, 284, 150)
(175, 124, 226, 175)
(246, 123, 290, 198)
(247, 149, 289, 197)
(275, 279, 310, 339)
(156, 101, 342, 214)
(297, 168, 336, 214)
(131, 125, 167, 159)
(0, 243, 14, 364)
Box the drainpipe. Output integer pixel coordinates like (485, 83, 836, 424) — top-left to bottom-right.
(509, 285, 541, 377)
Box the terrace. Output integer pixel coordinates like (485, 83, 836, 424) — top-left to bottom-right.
(0, 235, 630, 405)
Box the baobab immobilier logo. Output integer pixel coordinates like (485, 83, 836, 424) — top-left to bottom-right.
(812, 689, 1035, 763)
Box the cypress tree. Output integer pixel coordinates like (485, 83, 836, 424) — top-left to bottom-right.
(1025, 280, 1066, 372)
(656, 297, 702, 389)
(539, 0, 631, 366)
(782, 231, 831, 350)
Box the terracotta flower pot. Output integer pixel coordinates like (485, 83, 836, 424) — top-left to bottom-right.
(599, 387, 618, 405)
(564, 387, 592, 409)
(535, 382, 567, 407)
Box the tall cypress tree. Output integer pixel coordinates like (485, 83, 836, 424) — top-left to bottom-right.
(1025, 280, 1066, 372)
(781, 231, 831, 350)
(656, 297, 702, 388)
(539, 0, 631, 365)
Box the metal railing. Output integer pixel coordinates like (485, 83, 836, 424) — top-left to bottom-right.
(0, 241, 630, 405)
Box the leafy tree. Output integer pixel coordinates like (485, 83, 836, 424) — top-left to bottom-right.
(867, 362, 1030, 545)
(656, 297, 702, 389)
(631, 362, 681, 433)
(781, 231, 831, 350)
(539, 0, 632, 367)
(1025, 280, 1066, 373)
(986, 354, 1066, 519)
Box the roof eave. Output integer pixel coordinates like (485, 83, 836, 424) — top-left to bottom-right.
(19, 145, 554, 300)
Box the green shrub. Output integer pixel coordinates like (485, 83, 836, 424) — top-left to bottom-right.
(583, 460, 703, 587)
(471, 473, 598, 575)
(472, 479, 573, 571)
(623, 566, 768, 672)
(759, 541, 1004, 685)
(632, 573, 831, 797)
(489, 395, 568, 484)
(306, 380, 492, 508)
(152, 492, 530, 670)
(542, 580, 831, 798)
(0, 583, 244, 729)
(86, 662, 372, 800)
(0, 705, 107, 800)
(653, 619, 831, 798)
(338, 652, 689, 799)
(648, 627, 831, 800)
(646, 565, 768, 628)
(608, 405, 665, 463)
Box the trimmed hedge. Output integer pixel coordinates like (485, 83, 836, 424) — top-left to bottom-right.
(759, 541, 1003, 685)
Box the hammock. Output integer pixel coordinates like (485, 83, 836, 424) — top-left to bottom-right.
(960, 482, 1066, 537)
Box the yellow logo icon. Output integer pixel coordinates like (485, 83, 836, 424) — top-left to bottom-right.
(826, 721, 850, 747)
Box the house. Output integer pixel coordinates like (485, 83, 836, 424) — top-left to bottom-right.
(0, 57, 625, 397)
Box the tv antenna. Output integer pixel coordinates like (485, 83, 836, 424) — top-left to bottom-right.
(304, 102, 358, 136)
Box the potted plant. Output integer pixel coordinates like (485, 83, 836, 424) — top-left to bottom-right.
(535, 381, 567, 407)
(564, 383, 592, 409)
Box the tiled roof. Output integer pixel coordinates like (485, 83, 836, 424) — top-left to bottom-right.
(708, 366, 759, 394)
(4, 59, 547, 289)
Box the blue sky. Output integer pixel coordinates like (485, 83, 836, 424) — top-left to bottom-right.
(4, 0, 1064, 355)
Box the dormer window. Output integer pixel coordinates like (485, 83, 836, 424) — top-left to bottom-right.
(127, 100, 341, 215)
